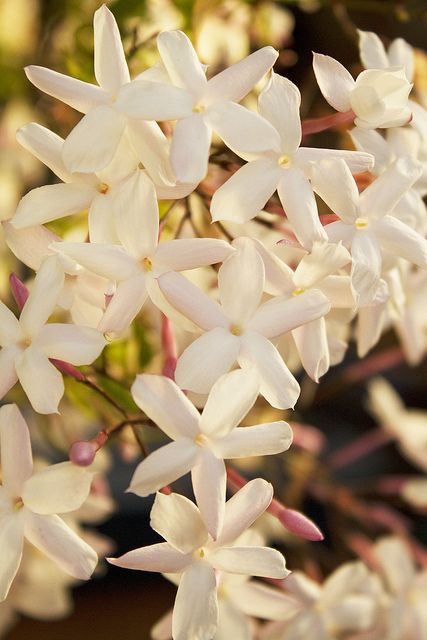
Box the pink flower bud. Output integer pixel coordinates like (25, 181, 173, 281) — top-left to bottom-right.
(70, 441, 97, 466)
(278, 508, 324, 541)
(10, 273, 29, 311)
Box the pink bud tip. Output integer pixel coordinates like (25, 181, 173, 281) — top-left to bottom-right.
(70, 441, 97, 466)
(10, 273, 29, 311)
(278, 508, 324, 541)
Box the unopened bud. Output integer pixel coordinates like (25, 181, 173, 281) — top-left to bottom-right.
(278, 508, 324, 541)
(70, 441, 97, 466)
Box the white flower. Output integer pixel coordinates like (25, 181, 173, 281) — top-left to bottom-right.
(0, 404, 97, 601)
(358, 30, 414, 82)
(313, 52, 412, 129)
(108, 479, 289, 640)
(129, 368, 292, 538)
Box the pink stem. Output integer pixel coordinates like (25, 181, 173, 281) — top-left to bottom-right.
(328, 427, 393, 469)
(341, 346, 405, 385)
(161, 314, 178, 380)
(302, 109, 355, 136)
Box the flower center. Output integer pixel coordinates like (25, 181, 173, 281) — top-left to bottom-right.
(13, 497, 24, 511)
(98, 182, 109, 195)
(142, 257, 153, 272)
(194, 433, 209, 448)
(230, 324, 243, 336)
(355, 217, 369, 229)
(292, 287, 305, 296)
(192, 104, 205, 114)
(278, 154, 291, 167)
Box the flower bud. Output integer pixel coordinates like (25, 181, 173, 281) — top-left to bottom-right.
(70, 441, 97, 467)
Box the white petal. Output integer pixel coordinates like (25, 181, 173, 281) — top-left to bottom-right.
(210, 157, 281, 224)
(156, 238, 233, 272)
(175, 328, 240, 394)
(349, 127, 392, 174)
(0, 510, 24, 601)
(238, 332, 299, 409)
(312, 53, 354, 112)
(62, 106, 126, 173)
(0, 404, 33, 494)
(25, 65, 108, 113)
(277, 167, 327, 249)
(15, 348, 64, 414)
(375, 215, 427, 267)
(318, 275, 354, 308)
(115, 80, 193, 120)
(151, 610, 173, 640)
(35, 324, 105, 365)
(191, 449, 226, 540)
(217, 478, 273, 546)
(93, 5, 130, 94)
(324, 220, 355, 245)
(88, 192, 118, 244)
(200, 367, 259, 437)
(208, 102, 281, 155)
(388, 38, 414, 81)
(310, 159, 359, 223)
(219, 238, 264, 325)
(297, 146, 374, 174)
(350, 231, 382, 305)
(0, 301, 20, 347)
(205, 46, 278, 104)
(170, 115, 211, 184)
(375, 537, 415, 594)
(233, 581, 301, 620)
(211, 546, 288, 579)
(19, 257, 64, 338)
(126, 120, 175, 186)
(128, 440, 199, 497)
(157, 30, 206, 100)
(259, 73, 301, 153)
(150, 491, 207, 553)
(293, 241, 351, 289)
(0, 346, 19, 399)
(131, 374, 200, 440)
(172, 563, 218, 640)
(98, 274, 148, 336)
(16, 122, 71, 183)
(357, 303, 386, 358)
(216, 421, 293, 458)
(23, 511, 97, 579)
(328, 595, 377, 633)
(108, 542, 190, 573)
(3, 222, 60, 272)
(293, 317, 330, 382)
(358, 30, 388, 70)
(22, 462, 92, 514)
(51, 242, 137, 282)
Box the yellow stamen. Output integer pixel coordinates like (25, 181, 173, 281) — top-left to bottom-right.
(142, 257, 153, 272)
(230, 324, 243, 336)
(98, 182, 109, 194)
(13, 497, 24, 511)
(355, 217, 369, 229)
(192, 104, 205, 114)
(292, 287, 305, 296)
(278, 154, 291, 167)
(194, 433, 209, 447)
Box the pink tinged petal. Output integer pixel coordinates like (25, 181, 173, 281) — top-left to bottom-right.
(358, 30, 388, 70)
(126, 120, 175, 186)
(22, 462, 92, 514)
(155, 238, 233, 272)
(62, 106, 126, 173)
(132, 374, 200, 439)
(216, 421, 293, 458)
(375, 215, 427, 268)
(93, 5, 130, 94)
(219, 238, 264, 325)
(115, 80, 193, 120)
(200, 367, 260, 437)
(88, 192, 118, 244)
(191, 449, 226, 540)
(360, 157, 422, 219)
(0, 512, 24, 601)
(11, 184, 96, 229)
(23, 511, 97, 579)
(98, 273, 147, 336)
(0, 301, 20, 347)
(211, 546, 289, 579)
(312, 53, 354, 112)
(34, 324, 105, 365)
(108, 542, 191, 573)
(170, 115, 211, 184)
(16, 122, 71, 183)
(210, 157, 281, 224)
(150, 491, 207, 553)
(310, 159, 359, 223)
(277, 167, 327, 250)
(259, 72, 301, 153)
(207, 102, 281, 155)
(249, 289, 331, 340)
(3, 222, 59, 272)
(175, 328, 241, 394)
(157, 30, 206, 100)
(50, 242, 137, 282)
(158, 271, 227, 331)
(217, 478, 273, 546)
(238, 332, 300, 409)
(0, 404, 33, 493)
(296, 146, 374, 174)
(15, 348, 64, 414)
(0, 346, 20, 399)
(172, 563, 218, 640)
(19, 257, 65, 338)
(114, 170, 159, 259)
(205, 46, 278, 104)
(293, 317, 330, 382)
(128, 440, 199, 497)
(24, 66, 109, 114)
(350, 231, 382, 305)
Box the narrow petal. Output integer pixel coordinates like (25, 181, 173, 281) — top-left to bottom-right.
(128, 440, 199, 497)
(15, 348, 64, 414)
(200, 367, 259, 437)
(357, 303, 386, 358)
(350, 231, 382, 305)
(155, 238, 233, 272)
(292, 317, 330, 382)
(259, 72, 301, 153)
(205, 46, 278, 104)
(126, 120, 175, 186)
(358, 30, 388, 70)
(375, 215, 427, 267)
(318, 275, 355, 308)
(19, 257, 64, 338)
(93, 5, 130, 94)
(150, 491, 207, 553)
(131, 374, 200, 440)
(108, 542, 190, 573)
(35, 323, 105, 365)
(157, 30, 206, 100)
(191, 449, 226, 540)
(50, 242, 137, 282)
(349, 127, 392, 174)
(16, 122, 71, 183)
(216, 421, 293, 458)
(3, 222, 59, 272)
(210, 157, 281, 224)
(310, 158, 359, 223)
(23, 511, 97, 579)
(233, 581, 301, 620)
(172, 563, 218, 640)
(217, 478, 273, 546)
(25, 66, 108, 113)
(375, 537, 415, 594)
(297, 146, 374, 174)
(62, 106, 126, 173)
(115, 80, 193, 121)
(312, 53, 354, 112)
(0, 404, 33, 494)
(170, 115, 211, 184)
(98, 274, 147, 336)
(22, 462, 92, 514)
(0, 346, 19, 399)
(238, 332, 300, 409)
(324, 220, 355, 245)
(88, 192, 118, 244)
(277, 167, 327, 249)
(0, 510, 24, 601)
(211, 546, 288, 579)
(388, 38, 414, 81)
(293, 241, 351, 289)
(0, 301, 20, 347)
